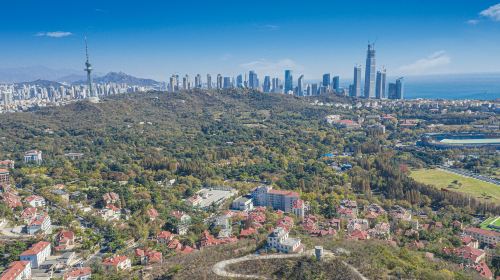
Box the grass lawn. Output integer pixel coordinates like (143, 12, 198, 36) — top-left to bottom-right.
(480, 216, 500, 230)
(410, 168, 500, 204)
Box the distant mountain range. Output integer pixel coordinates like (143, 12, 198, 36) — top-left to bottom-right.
(73, 72, 162, 87)
(1, 66, 162, 87)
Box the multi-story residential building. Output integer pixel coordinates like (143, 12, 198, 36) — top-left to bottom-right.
(267, 227, 302, 254)
(0, 160, 15, 169)
(24, 150, 42, 164)
(19, 241, 51, 269)
(375, 69, 386, 99)
(0, 261, 31, 280)
(102, 255, 131, 272)
(171, 210, 191, 235)
(23, 195, 46, 207)
(251, 185, 299, 213)
(102, 192, 120, 205)
(55, 230, 75, 251)
(347, 219, 369, 234)
(231, 196, 254, 212)
(291, 199, 306, 218)
(0, 169, 9, 185)
(25, 213, 52, 235)
(464, 227, 500, 247)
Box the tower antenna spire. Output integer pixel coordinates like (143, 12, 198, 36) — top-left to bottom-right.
(84, 36, 95, 99)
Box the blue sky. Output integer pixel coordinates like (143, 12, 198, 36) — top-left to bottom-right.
(1, 0, 500, 81)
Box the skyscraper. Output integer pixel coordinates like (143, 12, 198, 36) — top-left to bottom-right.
(284, 70, 293, 94)
(364, 43, 376, 98)
(297, 75, 304, 96)
(169, 75, 177, 92)
(207, 74, 212, 89)
(182, 75, 190, 90)
(249, 71, 259, 89)
(322, 73, 331, 88)
(263, 76, 271, 93)
(396, 77, 404, 99)
(375, 69, 386, 99)
(236, 74, 243, 88)
(223, 77, 232, 89)
(332, 76, 340, 93)
(195, 74, 202, 88)
(352, 66, 362, 97)
(272, 78, 280, 93)
(216, 74, 223, 89)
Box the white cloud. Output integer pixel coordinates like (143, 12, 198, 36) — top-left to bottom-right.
(255, 24, 280, 31)
(480, 3, 500, 21)
(36, 31, 73, 38)
(399, 51, 451, 75)
(466, 19, 480, 25)
(239, 58, 302, 76)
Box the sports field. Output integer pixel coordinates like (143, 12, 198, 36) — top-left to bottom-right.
(480, 216, 500, 230)
(410, 168, 500, 204)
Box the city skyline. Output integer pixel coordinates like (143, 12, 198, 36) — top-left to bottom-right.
(0, 1, 500, 81)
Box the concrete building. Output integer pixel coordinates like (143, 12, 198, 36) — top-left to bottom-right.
(0, 169, 9, 185)
(0, 261, 31, 280)
(20, 241, 51, 269)
(26, 213, 52, 235)
(102, 255, 131, 272)
(251, 185, 300, 213)
(24, 150, 42, 164)
(24, 195, 46, 208)
(267, 227, 302, 254)
(464, 227, 500, 247)
(171, 210, 191, 235)
(231, 196, 254, 212)
(364, 43, 376, 98)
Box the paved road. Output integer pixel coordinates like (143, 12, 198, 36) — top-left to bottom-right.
(212, 249, 368, 280)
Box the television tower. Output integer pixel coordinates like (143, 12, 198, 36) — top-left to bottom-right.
(84, 37, 94, 98)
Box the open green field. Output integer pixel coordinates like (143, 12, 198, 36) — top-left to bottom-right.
(410, 168, 500, 204)
(480, 216, 500, 230)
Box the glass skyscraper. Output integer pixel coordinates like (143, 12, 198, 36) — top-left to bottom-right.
(375, 70, 386, 99)
(284, 70, 293, 94)
(352, 66, 362, 97)
(322, 73, 331, 88)
(332, 76, 340, 93)
(364, 43, 376, 98)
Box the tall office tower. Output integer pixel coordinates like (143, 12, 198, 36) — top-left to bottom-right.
(175, 74, 180, 90)
(332, 76, 340, 93)
(216, 74, 223, 89)
(297, 75, 304, 96)
(306, 84, 311, 96)
(322, 73, 331, 88)
(352, 66, 362, 97)
(84, 37, 95, 98)
(396, 77, 404, 99)
(223, 77, 232, 89)
(364, 43, 376, 98)
(249, 71, 259, 89)
(236, 75, 243, 88)
(284, 70, 293, 94)
(169, 75, 177, 92)
(182, 75, 189, 90)
(375, 69, 386, 99)
(207, 74, 212, 89)
(195, 74, 202, 88)
(244, 73, 248, 88)
(272, 78, 280, 93)
(311, 83, 318, 96)
(388, 83, 397, 99)
(263, 76, 271, 93)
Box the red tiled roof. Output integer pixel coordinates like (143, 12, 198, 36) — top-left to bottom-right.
(64, 267, 91, 280)
(0, 261, 30, 280)
(0, 168, 9, 174)
(157, 231, 173, 240)
(147, 208, 159, 218)
(180, 245, 195, 254)
(102, 255, 129, 266)
(20, 241, 50, 256)
(465, 227, 500, 237)
(240, 227, 257, 237)
(349, 230, 369, 240)
(268, 189, 299, 197)
(24, 195, 44, 203)
(171, 210, 186, 219)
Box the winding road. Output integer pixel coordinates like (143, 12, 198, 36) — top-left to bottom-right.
(212, 249, 368, 280)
